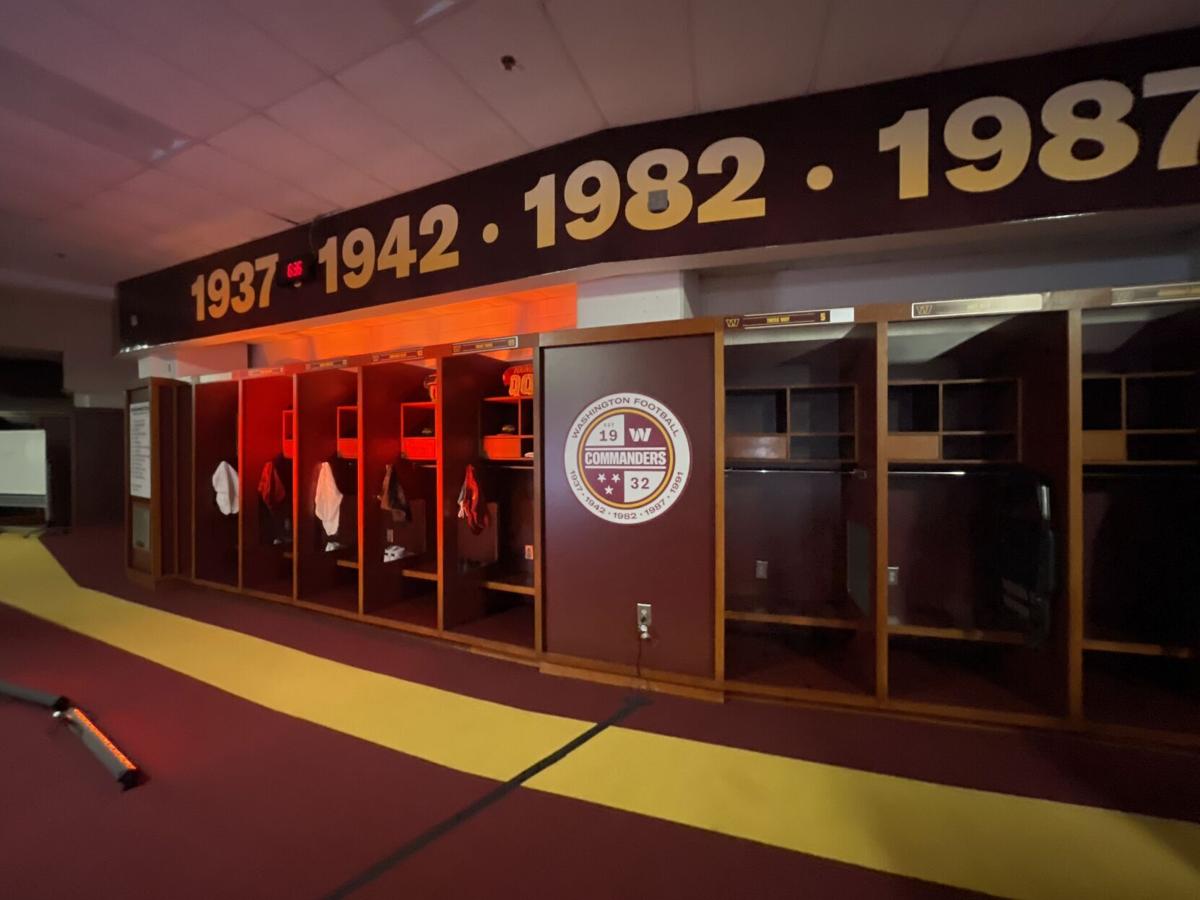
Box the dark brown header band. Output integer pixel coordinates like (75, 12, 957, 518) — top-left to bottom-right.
(117, 28, 1200, 350)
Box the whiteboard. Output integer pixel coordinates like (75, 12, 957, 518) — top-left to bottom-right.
(0, 430, 47, 496)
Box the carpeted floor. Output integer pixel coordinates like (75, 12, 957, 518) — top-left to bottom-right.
(1, 527, 1198, 898)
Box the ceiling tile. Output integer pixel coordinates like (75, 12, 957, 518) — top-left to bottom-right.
(0, 175, 79, 219)
(942, 2, 1112, 69)
(136, 208, 287, 269)
(1088, 0, 1200, 42)
(810, 0, 974, 92)
(0, 1, 247, 137)
(161, 143, 331, 224)
(691, 0, 828, 111)
(207, 115, 395, 211)
(73, 187, 195, 235)
(63, 0, 323, 109)
(544, 0, 693, 125)
(337, 39, 527, 171)
(118, 168, 235, 220)
(267, 80, 454, 193)
(422, 0, 605, 147)
(11, 211, 176, 286)
(0, 107, 143, 189)
(0, 47, 192, 165)
(224, 0, 412, 74)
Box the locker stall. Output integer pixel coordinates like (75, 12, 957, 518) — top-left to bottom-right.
(193, 380, 240, 587)
(134, 284, 1200, 747)
(722, 323, 881, 698)
(885, 312, 1070, 717)
(240, 375, 294, 600)
(440, 347, 538, 651)
(1080, 302, 1200, 733)
(295, 367, 360, 612)
(360, 359, 440, 630)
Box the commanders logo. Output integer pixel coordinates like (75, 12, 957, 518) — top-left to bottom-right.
(563, 392, 691, 525)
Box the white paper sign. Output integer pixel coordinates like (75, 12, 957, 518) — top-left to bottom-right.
(129, 401, 151, 500)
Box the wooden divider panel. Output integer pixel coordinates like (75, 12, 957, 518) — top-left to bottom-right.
(542, 333, 716, 677)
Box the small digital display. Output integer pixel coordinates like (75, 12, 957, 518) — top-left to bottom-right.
(276, 253, 316, 287)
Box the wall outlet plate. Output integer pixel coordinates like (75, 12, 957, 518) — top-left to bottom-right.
(636, 603, 652, 630)
(754, 559, 769, 579)
(386, 528, 394, 544)
(524, 544, 534, 560)
(887, 566, 900, 587)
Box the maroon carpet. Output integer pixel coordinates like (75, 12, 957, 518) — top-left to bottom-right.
(0, 600, 981, 898)
(1, 528, 1196, 897)
(39, 527, 1200, 822)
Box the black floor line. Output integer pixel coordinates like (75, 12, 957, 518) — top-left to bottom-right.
(321, 692, 651, 900)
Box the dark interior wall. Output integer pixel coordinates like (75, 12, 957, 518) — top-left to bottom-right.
(0, 286, 137, 405)
(361, 362, 430, 608)
(241, 376, 294, 594)
(725, 471, 847, 615)
(296, 369, 359, 600)
(888, 476, 1002, 628)
(542, 333, 716, 677)
(73, 408, 124, 526)
(441, 353, 508, 628)
(193, 381, 239, 585)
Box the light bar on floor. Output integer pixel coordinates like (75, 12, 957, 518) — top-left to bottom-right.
(53, 706, 142, 790)
(2, 677, 142, 789)
(0, 678, 69, 711)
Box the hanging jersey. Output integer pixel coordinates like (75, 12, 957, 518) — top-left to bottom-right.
(212, 461, 239, 516)
(314, 462, 343, 537)
(258, 459, 287, 509)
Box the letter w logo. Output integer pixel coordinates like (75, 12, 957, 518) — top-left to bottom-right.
(629, 427, 652, 442)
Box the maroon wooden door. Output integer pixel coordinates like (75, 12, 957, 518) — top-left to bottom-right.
(542, 331, 717, 678)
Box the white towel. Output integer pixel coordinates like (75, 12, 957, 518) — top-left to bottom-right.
(314, 462, 343, 537)
(212, 461, 239, 516)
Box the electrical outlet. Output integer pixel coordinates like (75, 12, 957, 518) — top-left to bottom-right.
(887, 566, 900, 587)
(754, 559, 769, 580)
(524, 544, 534, 560)
(386, 528, 394, 544)
(636, 603, 652, 638)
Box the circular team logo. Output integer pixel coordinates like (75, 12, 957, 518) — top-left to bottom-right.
(563, 392, 691, 524)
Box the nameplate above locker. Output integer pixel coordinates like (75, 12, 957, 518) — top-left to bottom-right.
(371, 348, 425, 363)
(724, 309, 854, 330)
(306, 358, 350, 372)
(911, 295, 1044, 319)
(452, 336, 520, 355)
(1112, 282, 1200, 306)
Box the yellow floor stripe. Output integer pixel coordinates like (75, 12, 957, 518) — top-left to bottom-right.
(528, 727, 1200, 899)
(0, 536, 588, 781)
(2, 534, 1198, 899)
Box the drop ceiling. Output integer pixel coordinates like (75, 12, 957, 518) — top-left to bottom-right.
(0, 0, 1197, 298)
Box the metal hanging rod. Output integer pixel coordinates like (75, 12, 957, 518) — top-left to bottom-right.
(888, 469, 970, 477)
(1084, 469, 1200, 479)
(725, 467, 867, 477)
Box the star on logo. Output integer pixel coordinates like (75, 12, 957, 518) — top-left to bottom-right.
(611, 473, 621, 482)
(597, 473, 606, 482)
(604, 485, 613, 495)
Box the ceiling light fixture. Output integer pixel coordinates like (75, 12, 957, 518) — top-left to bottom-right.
(413, 0, 458, 26)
